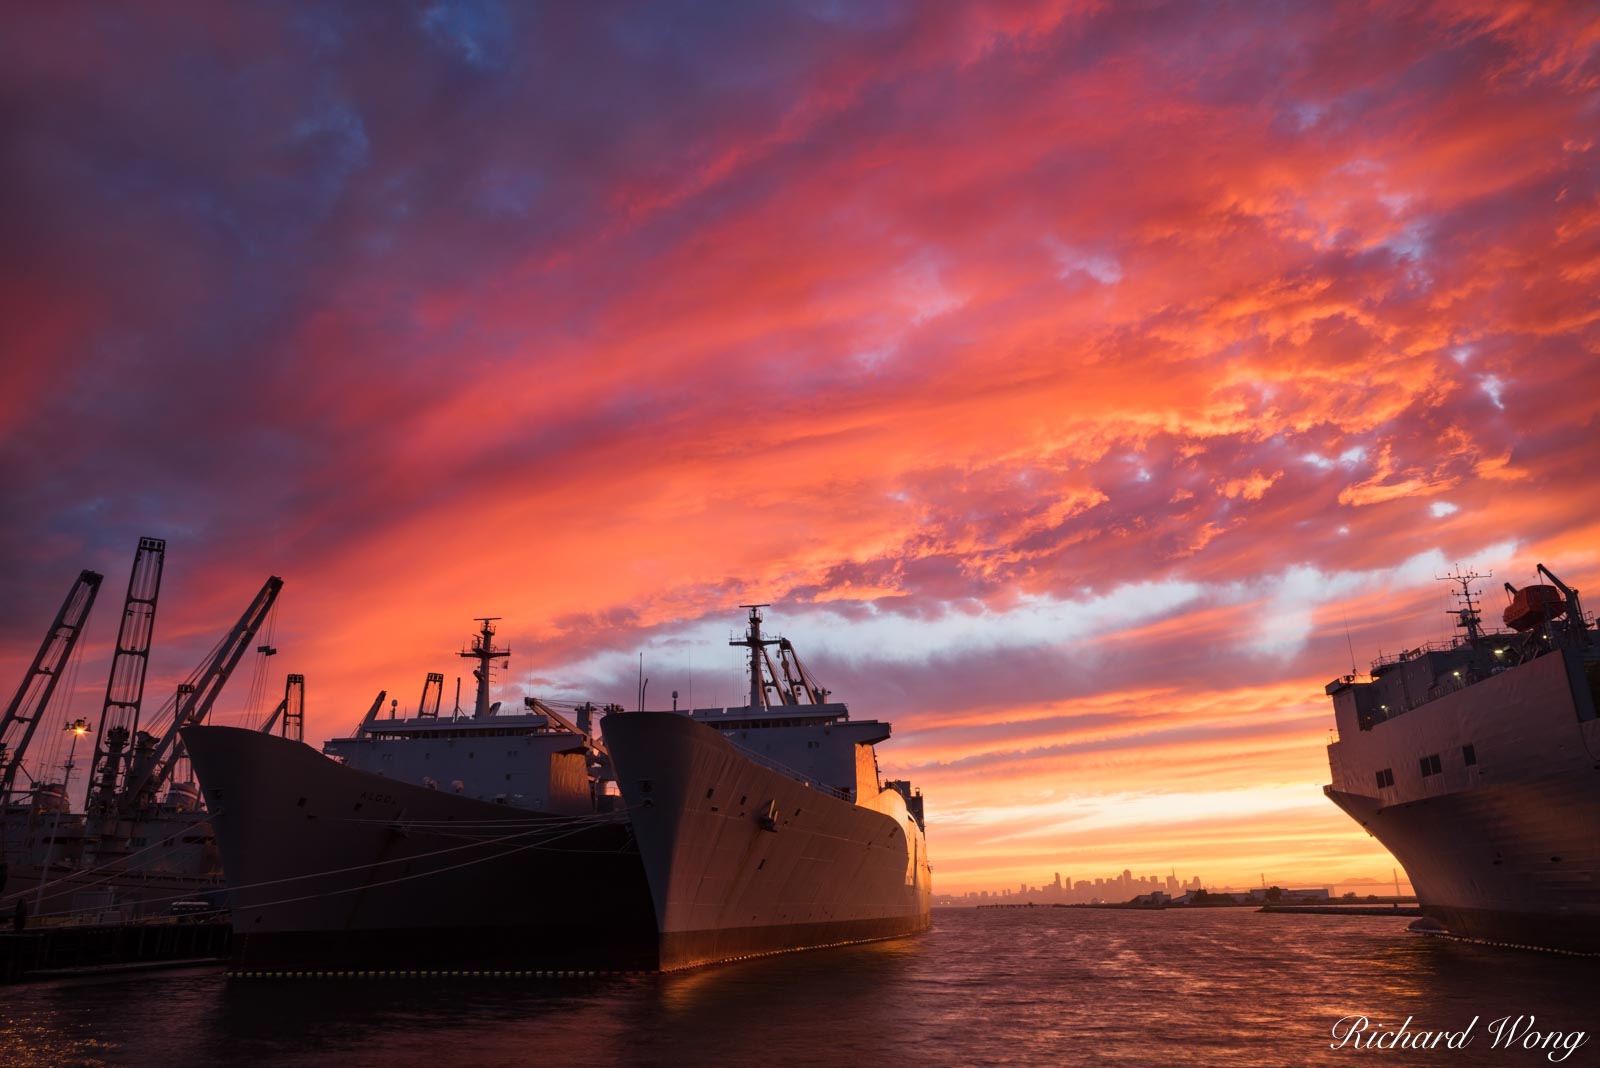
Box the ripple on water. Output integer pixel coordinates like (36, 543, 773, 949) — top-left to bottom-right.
(2, 910, 1596, 1067)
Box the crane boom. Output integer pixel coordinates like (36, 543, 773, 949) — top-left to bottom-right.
(120, 575, 283, 813)
(0, 570, 103, 803)
(353, 690, 388, 738)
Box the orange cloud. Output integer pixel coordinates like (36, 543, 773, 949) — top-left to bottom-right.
(2, 0, 1598, 896)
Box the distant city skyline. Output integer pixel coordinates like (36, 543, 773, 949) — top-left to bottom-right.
(934, 867, 1415, 906)
(935, 868, 1202, 907)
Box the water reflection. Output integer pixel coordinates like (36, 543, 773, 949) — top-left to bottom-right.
(3, 910, 1596, 1067)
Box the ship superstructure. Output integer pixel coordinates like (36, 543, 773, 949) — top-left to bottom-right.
(320, 619, 611, 812)
(1324, 564, 1600, 952)
(604, 605, 931, 971)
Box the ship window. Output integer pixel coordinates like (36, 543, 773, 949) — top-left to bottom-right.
(1462, 744, 1477, 766)
(1375, 768, 1394, 789)
(639, 779, 653, 794)
(705, 788, 715, 799)
(1419, 754, 1442, 778)
(296, 796, 307, 807)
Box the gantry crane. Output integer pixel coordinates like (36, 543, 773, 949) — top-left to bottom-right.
(84, 537, 165, 813)
(0, 570, 103, 804)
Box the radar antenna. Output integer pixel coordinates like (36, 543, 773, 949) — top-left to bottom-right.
(459, 618, 509, 719)
(1436, 565, 1490, 643)
(730, 604, 780, 711)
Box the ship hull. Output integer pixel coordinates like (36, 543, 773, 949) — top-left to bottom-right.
(182, 725, 658, 972)
(1326, 647, 1600, 954)
(604, 711, 931, 971)
(1328, 772, 1600, 952)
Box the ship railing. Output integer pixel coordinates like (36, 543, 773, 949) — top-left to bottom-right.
(726, 743, 852, 802)
(1370, 639, 1465, 670)
(1371, 617, 1596, 674)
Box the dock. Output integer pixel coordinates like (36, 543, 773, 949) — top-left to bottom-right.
(0, 920, 230, 983)
(1259, 904, 1422, 916)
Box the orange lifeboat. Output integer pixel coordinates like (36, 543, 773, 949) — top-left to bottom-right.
(1503, 584, 1566, 631)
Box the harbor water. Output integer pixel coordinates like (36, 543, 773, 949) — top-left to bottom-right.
(3, 907, 1595, 1067)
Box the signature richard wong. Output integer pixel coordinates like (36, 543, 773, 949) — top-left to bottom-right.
(1331, 1016, 1589, 1063)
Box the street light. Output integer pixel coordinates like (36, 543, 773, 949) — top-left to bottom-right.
(34, 717, 94, 921)
(61, 718, 90, 787)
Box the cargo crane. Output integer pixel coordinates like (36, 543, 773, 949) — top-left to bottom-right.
(118, 576, 283, 815)
(352, 690, 389, 739)
(259, 674, 305, 742)
(84, 538, 165, 814)
(418, 672, 444, 719)
(775, 637, 831, 705)
(0, 570, 103, 804)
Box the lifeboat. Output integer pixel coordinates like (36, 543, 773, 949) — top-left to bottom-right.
(1503, 584, 1566, 631)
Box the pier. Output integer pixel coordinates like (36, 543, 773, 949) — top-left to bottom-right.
(0, 919, 229, 983)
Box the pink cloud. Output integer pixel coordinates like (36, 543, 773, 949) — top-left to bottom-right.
(2, 0, 1597, 892)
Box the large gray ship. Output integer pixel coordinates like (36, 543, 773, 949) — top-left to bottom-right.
(183, 617, 658, 972)
(604, 605, 931, 971)
(1324, 564, 1600, 952)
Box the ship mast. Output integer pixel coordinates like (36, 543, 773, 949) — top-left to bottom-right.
(1436, 566, 1490, 643)
(730, 604, 779, 711)
(459, 617, 509, 719)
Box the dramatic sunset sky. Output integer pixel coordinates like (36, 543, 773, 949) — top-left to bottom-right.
(3, 2, 1597, 894)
